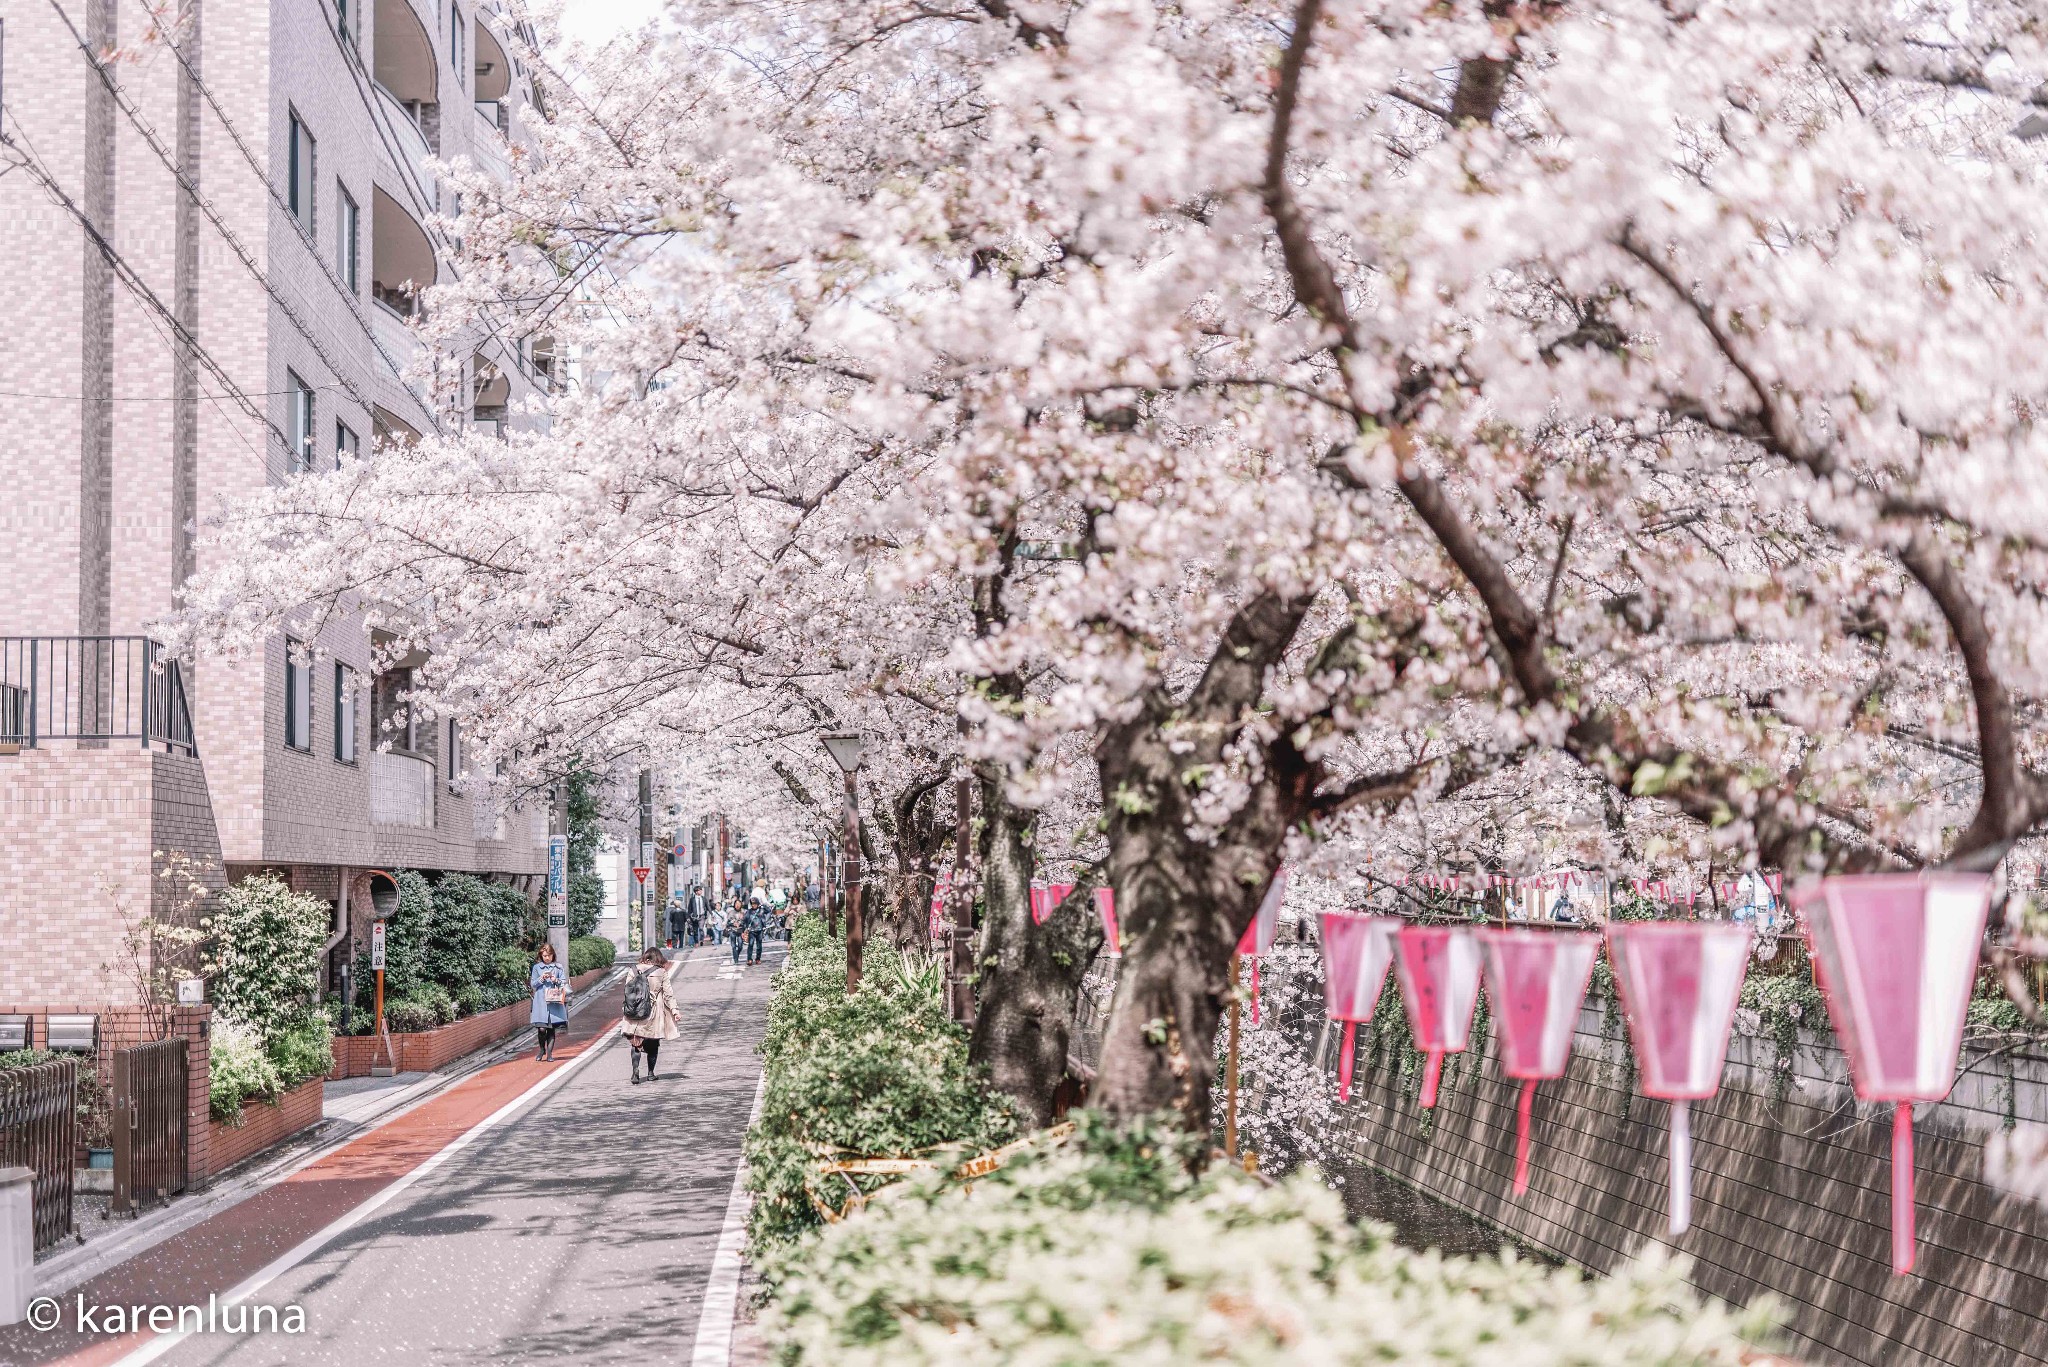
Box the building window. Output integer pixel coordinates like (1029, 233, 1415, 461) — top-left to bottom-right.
(337, 185, 359, 292)
(287, 371, 315, 472)
(446, 718, 463, 788)
(450, 4, 465, 84)
(287, 112, 316, 233)
(334, 663, 358, 762)
(374, 668, 416, 750)
(336, 0, 354, 44)
(336, 420, 359, 463)
(284, 642, 313, 751)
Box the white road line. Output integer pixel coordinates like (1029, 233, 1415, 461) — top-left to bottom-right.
(689, 1069, 768, 1367)
(107, 1017, 628, 1367)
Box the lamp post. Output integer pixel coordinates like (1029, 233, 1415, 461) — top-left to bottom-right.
(820, 731, 866, 992)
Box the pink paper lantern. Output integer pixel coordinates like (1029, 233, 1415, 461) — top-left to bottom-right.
(1393, 925, 1483, 1109)
(1237, 870, 1288, 1025)
(1096, 886, 1120, 955)
(1028, 881, 1052, 925)
(1319, 913, 1398, 1103)
(1605, 921, 1751, 1235)
(1796, 873, 1990, 1275)
(1477, 928, 1600, 1194)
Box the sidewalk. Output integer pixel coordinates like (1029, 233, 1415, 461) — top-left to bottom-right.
(0, 972, 635, 1367)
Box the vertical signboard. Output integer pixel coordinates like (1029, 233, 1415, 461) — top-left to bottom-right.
(548, 834, 568, 926)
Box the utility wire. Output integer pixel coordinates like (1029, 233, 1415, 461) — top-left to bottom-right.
(0, 119, 291, 457)
(47, 0, 390, 427)
(125, 0, 441, 429)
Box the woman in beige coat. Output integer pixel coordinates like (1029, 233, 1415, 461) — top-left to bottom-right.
(623, 947, 681, 1083)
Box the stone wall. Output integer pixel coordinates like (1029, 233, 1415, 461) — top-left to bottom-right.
(1322, 1000, 2048, 1367)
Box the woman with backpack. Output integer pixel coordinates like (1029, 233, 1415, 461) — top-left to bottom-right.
(622, 946, 679, 1083)
(530, 943, 568, 1062)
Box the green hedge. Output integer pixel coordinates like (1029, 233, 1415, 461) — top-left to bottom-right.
(745, 914, 1018, 1258)
(568, 935, 617, 976)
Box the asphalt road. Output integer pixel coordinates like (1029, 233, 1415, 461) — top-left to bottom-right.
(155, 940, 782, 1367)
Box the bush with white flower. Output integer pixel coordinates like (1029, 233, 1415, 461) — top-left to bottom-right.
(763, 1114, 1774, 1365)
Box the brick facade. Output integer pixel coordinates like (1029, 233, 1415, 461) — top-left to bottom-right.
(204, 1077, 322, 1176)
(0, 0, 546, 1006)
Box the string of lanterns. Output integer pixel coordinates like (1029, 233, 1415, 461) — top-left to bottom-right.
(1309, 871, 1991, 1277)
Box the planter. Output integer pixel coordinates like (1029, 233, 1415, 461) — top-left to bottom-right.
(204, 1078, 324, 1177)
(86, 1147, 113, 1170)
(327, 967, 614, 1080)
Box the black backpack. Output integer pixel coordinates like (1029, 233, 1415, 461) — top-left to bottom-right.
(622, 969, 653, 1022)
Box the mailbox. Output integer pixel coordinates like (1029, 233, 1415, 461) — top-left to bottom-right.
(45, 1014, 97, 1054)
(0, 1015, 28, 1052)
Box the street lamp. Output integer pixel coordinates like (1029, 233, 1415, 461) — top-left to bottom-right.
(820, 731, 866, 992)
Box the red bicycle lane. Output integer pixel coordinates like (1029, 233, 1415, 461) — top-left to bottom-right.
(0, 976, 629, 1367)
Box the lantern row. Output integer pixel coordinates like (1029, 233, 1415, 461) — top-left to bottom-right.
(1312, 873, 1990, 1277)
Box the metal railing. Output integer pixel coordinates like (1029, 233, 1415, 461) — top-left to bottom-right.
(112, 1039, 188, 1215)
(0, 1058, 77, 1252)
(0, 636, 196, 754)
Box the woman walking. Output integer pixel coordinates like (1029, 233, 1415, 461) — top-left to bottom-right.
(622, 947, 679, 1082)
(530, 943, 569, 1061)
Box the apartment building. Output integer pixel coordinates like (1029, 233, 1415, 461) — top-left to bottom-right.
(0, 0, 552, 1003)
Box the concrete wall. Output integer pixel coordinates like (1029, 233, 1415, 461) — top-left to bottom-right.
(1321, 998, 2048, 1367)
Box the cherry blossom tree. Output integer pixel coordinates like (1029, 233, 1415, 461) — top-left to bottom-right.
(171, 0, 2048, 1135)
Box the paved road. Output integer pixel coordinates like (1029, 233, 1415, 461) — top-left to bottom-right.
(142, 941, 780, 1367)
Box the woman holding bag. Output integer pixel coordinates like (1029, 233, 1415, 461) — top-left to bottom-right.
(530, 943, 569, 1061)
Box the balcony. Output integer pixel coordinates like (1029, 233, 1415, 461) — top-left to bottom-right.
(369, 750, 435, 827)
(0, 637, 195, 755)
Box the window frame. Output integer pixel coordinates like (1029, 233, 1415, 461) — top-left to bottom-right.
(286, 370, 316, 473)
(284, 640, 313, 752)
(450, 4, 465, 84)
(334, 662, 359, 763)
(336, 420, 359, 463)
(286, 110, 316, 235)
(336, 183, 359, 293)
(446, 717, 463, 790)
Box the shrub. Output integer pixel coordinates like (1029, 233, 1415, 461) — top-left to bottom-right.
(567, 935, 616, 976)
(746, 915, 1019, 1257)
(265, 1011, 334, 1087)
(209, 1016, 283, 1122)
(206, 874, 329, 1040)
(381, 871, 435, 1000)
(491, 946, 533, 985)
(425, 874, 499, 994)
(764, 1116, 1773, 1366)
(568, 871, 606, 939)
(383, 996, 440, 1034)
(454, 982, 485, 1017)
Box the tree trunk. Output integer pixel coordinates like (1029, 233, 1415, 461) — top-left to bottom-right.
(1088, 590, 1321, 1134)
(966, 771, 1105, 1128)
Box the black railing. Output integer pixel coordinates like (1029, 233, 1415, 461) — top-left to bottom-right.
(0, 637, 196, 754)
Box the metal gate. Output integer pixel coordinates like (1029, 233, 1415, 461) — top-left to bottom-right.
(0, 1058, 77, 1251)
(112, 1039, 188, 1215)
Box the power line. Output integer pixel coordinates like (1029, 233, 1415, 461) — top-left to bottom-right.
(306, 0, 547, 403)
(0, 118, 291, 457)
(46, 0, 392, 429)
(126, 0, 441, 429)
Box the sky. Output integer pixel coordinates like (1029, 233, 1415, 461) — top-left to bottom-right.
(556, 0, 664, 44)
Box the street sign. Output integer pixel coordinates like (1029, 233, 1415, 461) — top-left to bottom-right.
(548, 832, 568, 926)
(632, 866, 651, 885)
(370, 921, 386, 970)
